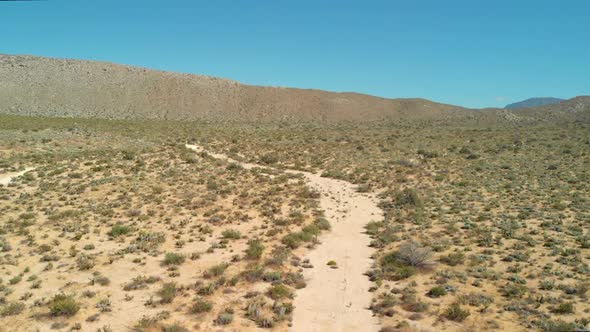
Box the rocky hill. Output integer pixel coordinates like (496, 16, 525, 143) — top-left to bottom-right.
(0, 54, 472, 122)
(1, 54, 588, 124)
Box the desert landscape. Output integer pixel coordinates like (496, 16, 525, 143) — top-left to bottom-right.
(0, 55, 588, 331)
(0, 3, 589, 331)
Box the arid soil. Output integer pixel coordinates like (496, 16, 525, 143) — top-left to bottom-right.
(1, 103, 589, 332)
(290, 173, 381, 332)
(186, 144, 381, 332)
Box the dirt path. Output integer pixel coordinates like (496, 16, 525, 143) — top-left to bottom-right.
(0, 168, 34, 186)
(185, 144, 381, 332)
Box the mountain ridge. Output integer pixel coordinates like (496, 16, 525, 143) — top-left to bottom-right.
(0, 54, 473, 122)
(505, 97, 564, 109)
(0, 54, 588, 123)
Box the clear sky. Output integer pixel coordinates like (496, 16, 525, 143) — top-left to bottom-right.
(1, 0, 589, 108)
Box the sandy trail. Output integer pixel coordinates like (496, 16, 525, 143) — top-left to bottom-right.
(0, 168, 34, 186)
(186, 144, 380, 332)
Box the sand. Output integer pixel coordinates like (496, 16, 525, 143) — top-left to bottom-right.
(0, 168, 34, 186)
(185, 144, 380, 332)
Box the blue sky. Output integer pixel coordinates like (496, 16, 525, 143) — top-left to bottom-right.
(1, 0, 589, 108)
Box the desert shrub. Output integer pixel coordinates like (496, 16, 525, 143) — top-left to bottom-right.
(260, 154, 278, 164)
(539, 279, 555, 290)
(402, 300, 429, 313)
(396, 242, 433, 268)
(1, 302, 25, 316)
(442, 303, 470, 322)
(283, 272, 306, 289)
(197, 283, 217, 296)
(162, 252, 185, 266)
(123, 275, 160, 291)
(266, 246, 290, 266)
(158, 282, 177, 304)
(190, 298, 213, 313)
(427, 286, 447, 298)
(314, 217, 331, 231)
(502, 283, 528, 298)
(134, 231, 166, 251)
(93, 274, 111, 286)
(77, 254, 95, 270)
(458, 293, 494, 308)
(9, 275, 22, 285)
(204, 263, 228, 278)
(245, 239, 264, 260)
(163, 323, 190, 332)
(551, 302, 574, 314)
(379, 256, 416, 281)
(96, 298, 112, 313)
(222, 229, 241, 239)
(365, 221, 382, 236)
(267, 284, 292, 300)
(301, 224, 320, 237)
(134, 315, 160, 330)
(394, 189, 423, 208)
(380, 242, 432, 280)
(440, 252, 465, 266)
(49, 294, 80, 316)
(535, 319, 586, 332)
(417, 149, 439, 158)
(110, 224, 131, 237)
(241, 264, 264, 282)
(226, 162, 243, 171)
(214, 310, 234, 325)
(262, 271, 282, 282)
(281, 231, 314, 249)
(282, 233, 303, 249)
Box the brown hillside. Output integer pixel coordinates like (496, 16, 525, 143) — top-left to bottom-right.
(0, 54, 473, 122)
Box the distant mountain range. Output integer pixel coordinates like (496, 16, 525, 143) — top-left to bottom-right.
(505, 97, 564, 109)
(0, 54, 588, 124)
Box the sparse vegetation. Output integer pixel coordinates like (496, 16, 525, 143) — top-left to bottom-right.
(0, 112, 588, 331)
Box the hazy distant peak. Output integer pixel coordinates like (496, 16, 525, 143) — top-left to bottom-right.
(505, 97, 564, 109)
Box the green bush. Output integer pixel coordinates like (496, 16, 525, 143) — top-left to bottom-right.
(502, 283, 528, 298)
(245, 239, 264, 260)
(109, 224, 131, 237)
(49, 294, 80, 316)
(536, 319, 586, 332)
(551, 302, 574, 314)
(260, 154, 278, 164)
(440, 252, 465, 266)
(267, 284, 292, 300)
(214, 311, 234, 325)
(162, 252, 185, 266)
(314, 217, 331, 231)
(163, 323, 190, 332)
(427, 286, 448, 298)
(379, 242, 433, 280)
(442, 303, 470, 322)
(204, 263, 228, 278)
(1, 302, 25, 317)
(394, 189, 423, 208)
(281, 230, 315, 249)
(222, 229, 241, 239)
(158, 282, 178, 304)
(190, 298, 213, 313)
